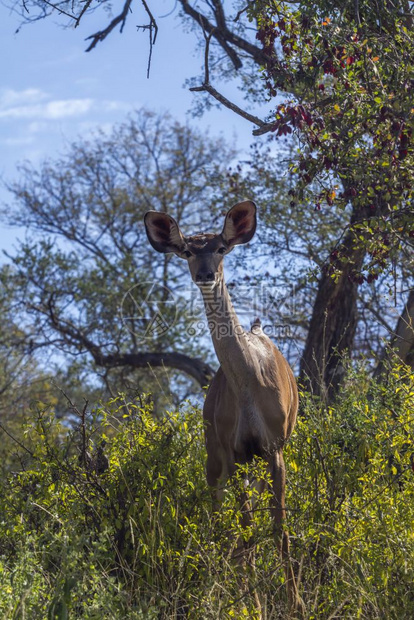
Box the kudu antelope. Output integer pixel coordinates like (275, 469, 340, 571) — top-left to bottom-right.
(144, 200, 303, 614)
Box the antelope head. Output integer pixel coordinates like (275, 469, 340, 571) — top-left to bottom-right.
(144, 200, 256, 290)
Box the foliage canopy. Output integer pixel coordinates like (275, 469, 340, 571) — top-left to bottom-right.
(5, 0, 414, 397)
(3, 109, 242, 402)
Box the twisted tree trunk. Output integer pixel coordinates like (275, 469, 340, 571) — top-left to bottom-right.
(299, 206, 366, 400)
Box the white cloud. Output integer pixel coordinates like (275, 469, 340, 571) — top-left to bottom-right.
(0, 89, 135, 158)
(0, 88, 48, 109)
(45, 99, 94, 119)
(0, 98, 94, 120)
(0, 90, 130, 122)
(101, 100, 131, 112)
(3, 136, 35, 146)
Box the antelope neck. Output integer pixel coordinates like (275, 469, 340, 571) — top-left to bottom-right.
(200, 278, 253, 390)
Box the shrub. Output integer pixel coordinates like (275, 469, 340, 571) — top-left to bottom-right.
(0, 365, 413, 618)
(287, 364, 414, 618)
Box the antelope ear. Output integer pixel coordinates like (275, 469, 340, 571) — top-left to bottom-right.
(221, 200, 257, 248)
(144, 211, 186, 254)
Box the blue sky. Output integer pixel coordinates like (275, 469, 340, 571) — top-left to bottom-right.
(0, 1, 268, 253)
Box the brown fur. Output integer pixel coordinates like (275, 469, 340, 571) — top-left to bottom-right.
(144, 201, 305, 616)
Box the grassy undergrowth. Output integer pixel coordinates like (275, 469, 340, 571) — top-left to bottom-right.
(0, 365, 413, 618)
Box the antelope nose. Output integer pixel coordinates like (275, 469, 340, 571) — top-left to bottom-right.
(196, 270, 215, 283)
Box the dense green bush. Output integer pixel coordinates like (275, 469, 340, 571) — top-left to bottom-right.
(287, 365, 414, 618)
(0, 366, 413, 618)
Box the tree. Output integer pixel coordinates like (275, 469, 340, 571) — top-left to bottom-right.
(2, 110, 242, 400)
(242, 143, 414, 374)
(9, 0, 159, 57)
(3, 113, 412, 409)
(0, 273, 61, 471)
(172, 0, 414, 398)
(9, 0, 414, 399)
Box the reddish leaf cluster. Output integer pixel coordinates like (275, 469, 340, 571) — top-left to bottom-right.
(272, 103, 322, 137)
(251, 2, 414, 276)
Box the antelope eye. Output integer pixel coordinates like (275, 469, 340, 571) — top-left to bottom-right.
(183, 249, 192, 258)
(217, 247, 227, 255)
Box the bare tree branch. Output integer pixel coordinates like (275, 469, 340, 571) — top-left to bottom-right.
(189, 30, 267, 131)
(179, 0, 292, 82)
(41, 293, 214, 387)
(179, 0, 243, 70)
(191, 81, 267, 130)
(85, 0, 133, 52)
(74, 0, 94, 27)
(41, 0, 76, 21)
(0, 422, 35, 457)
(98, 351, 214, 387)
(137, 0, 158, 78)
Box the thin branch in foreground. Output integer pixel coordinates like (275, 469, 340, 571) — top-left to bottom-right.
(0, 422, 34, 457)
(84, 0, 133, 52)
(189, 29, 268, 133)
(233, 2, 254, 23)
(190, 80, 268, 130)
(40, 0, 76, 21)
(137, 0, 159, 78)
(74, 0, 94, 28)
(41, 295, 214, 387)
(180, 0, 243, 70)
